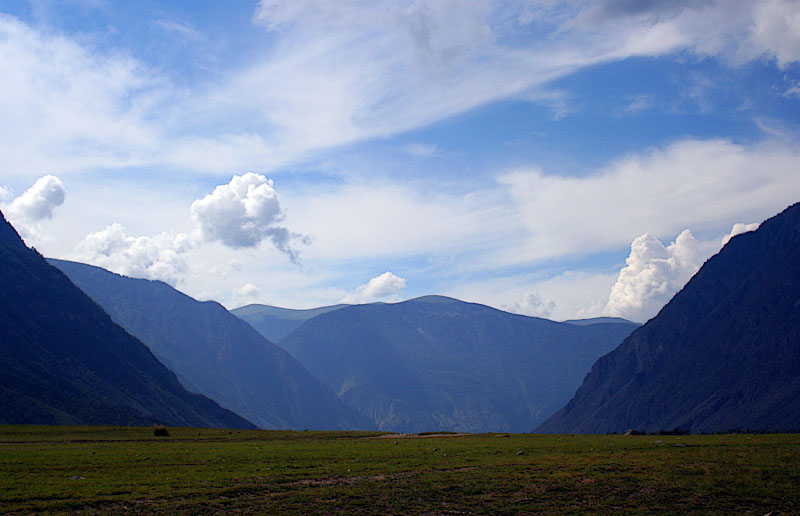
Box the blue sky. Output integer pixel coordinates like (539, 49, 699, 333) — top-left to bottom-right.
(2, 0, 800, 322)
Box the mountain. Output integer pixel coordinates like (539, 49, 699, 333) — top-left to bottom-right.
(563, 317, 639, 326)
(0, 210, 252, 428)
(50, 259, 371, 431)
(538, 202, 800, 434)
(279, 295, 638, 433)
(232, 303, 350, 343)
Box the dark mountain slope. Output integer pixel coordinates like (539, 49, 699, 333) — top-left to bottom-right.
(232, 303, 349, 343)
(0, 211, 252, 428)
(280, 295, 638, 433)
(538, 202, 800, 434)
(50, 259, 371, 430)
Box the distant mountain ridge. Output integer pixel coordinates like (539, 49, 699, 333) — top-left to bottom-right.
(277, 297, 638, 433)
(233, 303, 350, 343)
(0, 210, 252, 428)
(538, 202, 800, 434)
(51, 259, 371, 431)
(563, 317, 639, 326)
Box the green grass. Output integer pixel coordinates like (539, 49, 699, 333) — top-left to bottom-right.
(1, 426, 799, 514)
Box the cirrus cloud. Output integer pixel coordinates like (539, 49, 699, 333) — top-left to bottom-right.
(498, 138, 800, 264)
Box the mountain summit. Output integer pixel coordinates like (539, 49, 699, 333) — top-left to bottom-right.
(538, 202, 800, 434)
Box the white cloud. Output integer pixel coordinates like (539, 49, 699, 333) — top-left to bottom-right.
(229, 282, 264, 308)
(236, 283, 262, 298)
(502, 291, 555, 318)
(721, 222, 760, 246)
(605, 229, 700, 323)
(0, 15, 163, 177)
(2, 2, 800, 179)
(576, 0, 800, 66)
(66, 173, 306, 285)
(498, 138, 800, 264)
(190, 173, 307, 261)
(1, 175, 66, 243)
(401, 142, 439, 157)
(0, 185, 11, 203)
(285, 179, 516, 262)
(341, 271, 407, 303)
(623, 94, 654, 114)
(70, 223, 193, 285)
(4, 175, 66, 222)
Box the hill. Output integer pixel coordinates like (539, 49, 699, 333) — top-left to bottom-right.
(232, 303, 350, 343)
(50, 259, 371, 430)
(279, 296, 638, 433)
(0, 210, 252, 428)
(563, 317, 639, 326)
(538, 202, 800, 434)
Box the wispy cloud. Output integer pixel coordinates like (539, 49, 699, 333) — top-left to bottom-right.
(497, 138, 800, 264)
(3, 1, 799, 178)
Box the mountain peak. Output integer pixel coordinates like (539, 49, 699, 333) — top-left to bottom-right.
(0, 210, 24, 247)
(405, 295, 461, 304)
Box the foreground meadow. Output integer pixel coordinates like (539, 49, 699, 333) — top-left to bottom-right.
(1, 425, 798, 515)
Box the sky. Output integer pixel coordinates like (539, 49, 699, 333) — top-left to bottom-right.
(1, 0, 799, 323)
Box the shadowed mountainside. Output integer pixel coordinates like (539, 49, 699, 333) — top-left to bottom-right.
(279, 295, 638, 433)
(538, 202, 800, 434)
(0, 210, 253, 428)
(50, 259, 371, 431)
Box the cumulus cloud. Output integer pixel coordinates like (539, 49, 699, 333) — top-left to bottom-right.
(605, 229, 701, 323)
(70, 223, 193, 285)
(1, 175, 66, 242)
(341, 271, 407, 303)
(229, 282, 265, 308)
(721, 222, 760, 246)
(4, 175, 65, 222)
(502, 291, 556, 319)
(67, 173, 306, 286)
(190, 173, 307, 262)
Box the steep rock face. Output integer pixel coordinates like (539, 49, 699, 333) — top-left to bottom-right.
(232, 303, 349, 343)
(0, 211, 253, 428)
(280, 296, 637, 433)
(50, 259, 371, 430)
(538, 202, 800, 434)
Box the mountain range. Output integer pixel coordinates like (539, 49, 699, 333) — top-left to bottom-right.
(0, 210, 252, 428)
(271, 296, 638, 433)
(50, 259, 371, 431)
(538, 202, 800, 434)
(232, 303, 349, 343)
(6, 198, 798, 435)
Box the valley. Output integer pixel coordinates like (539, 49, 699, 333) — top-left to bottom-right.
(2, 425, 798, 515)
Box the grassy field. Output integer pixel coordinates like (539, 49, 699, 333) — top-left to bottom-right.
(1, 425, 799, 515)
